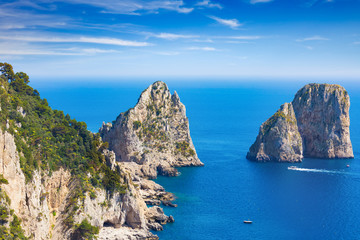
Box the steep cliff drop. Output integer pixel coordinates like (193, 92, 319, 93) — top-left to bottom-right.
(247, 83, 353, 162)
(100, 81, 204, 179)
(0, 63, 201, 240)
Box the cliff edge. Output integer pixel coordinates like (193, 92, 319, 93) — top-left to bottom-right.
(247, 83, 353, 162)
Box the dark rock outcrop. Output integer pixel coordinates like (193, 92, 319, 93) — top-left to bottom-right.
(247, 83, 354, 162)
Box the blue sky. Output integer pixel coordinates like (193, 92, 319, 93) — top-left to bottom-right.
(1, 0, 360, 80)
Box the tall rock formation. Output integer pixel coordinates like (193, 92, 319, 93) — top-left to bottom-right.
(247, 83, 353, 162)
(246, 103, 303, 162)
(100, 81, 203, 179)
(292, 83, 353, 159)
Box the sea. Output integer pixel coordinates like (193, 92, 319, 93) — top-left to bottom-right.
(32, 79, 360, 240)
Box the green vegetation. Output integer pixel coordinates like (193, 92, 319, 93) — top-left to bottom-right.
(0, 175, 8, 185)
(175, 141, 195, 157)
(261, 107, 296, 134)
(0, 210, 28, 240)
(0, 206, 9, 224)
(0, 62, 128, 232)
(133, 121, 141, 130)
(72, 219, 99, 240)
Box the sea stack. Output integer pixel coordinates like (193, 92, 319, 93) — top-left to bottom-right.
(100, 81, 203, 178)
(246, 103, 303, 162)
(247, 83, 353, 162)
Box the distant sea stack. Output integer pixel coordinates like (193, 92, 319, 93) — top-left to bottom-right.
(247, 83, 354, 162)
(100, 81, 203, 179)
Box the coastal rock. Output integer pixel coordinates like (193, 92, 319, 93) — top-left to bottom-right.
(145, 206, 174, 230)
(247, 83, 353, 162)
(0, 126, 170, 240)
(98, 227, 159, 240)
(247, 103, 303, 162)
(100, 81, 203, 179)
(292, 83, 353, 158)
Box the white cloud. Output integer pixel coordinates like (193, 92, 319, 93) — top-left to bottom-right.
(209, 16, 242, 29)
(353, 41, 360, 45)
(296, 36, 330, 42)
(151, 33, 199, 40)
(0, 49, 80, 56)
(187, 46, 217, 51)
(250, 0, 273, 4)
(195, 0, 222, 9)
(0, 7, 69, 30)
(0, 35, 151, 47)
(192, 39, 214, 43)
(0, 47, 121, 56)
(57, 0, 193, 15)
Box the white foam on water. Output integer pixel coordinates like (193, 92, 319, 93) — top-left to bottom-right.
(288, 167, 345, 174)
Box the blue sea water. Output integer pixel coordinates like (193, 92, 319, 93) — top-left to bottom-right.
(32, 80, 360, 240)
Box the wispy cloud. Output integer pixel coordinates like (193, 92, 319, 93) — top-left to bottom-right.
(192, 39, 214, 43)
(0, 7, 69, 30)
(0, 46, 120, 56)
(150, 33, 199, 40)
(187, 46, 217, 51)
(250, 0, 273, 4)
(209, 16, 242, 29)
(59, 0, 193, 15)
(353, 41, 360, 45)
(195, 0, 222, 9)
(296, 36, 330, 42)
(0, 35, 151, 47)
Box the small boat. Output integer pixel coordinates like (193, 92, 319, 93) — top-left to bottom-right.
(243, 220, 252, 224)
(347, 165, 350, 168)
(288, 166, 297, 170)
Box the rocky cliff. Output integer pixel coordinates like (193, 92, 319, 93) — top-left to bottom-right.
(292, 83, 353, 158)
(246, 103, 303, 162)
(0, 63, 200, 239)
(100, 81, 203, 179)
(0, 126, 170, 239)
(247, 83, 353, 162)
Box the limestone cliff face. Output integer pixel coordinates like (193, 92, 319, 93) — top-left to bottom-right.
(247, 83, 353, 162)
(247, 103, 303, 162)
(0, 127, 170, 240)
(0, 128, 70, 239)
(292, 83, 353, 159)
(100, 81, 203, 179)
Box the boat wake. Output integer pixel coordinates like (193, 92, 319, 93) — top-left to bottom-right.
(288, 166, 345, 174)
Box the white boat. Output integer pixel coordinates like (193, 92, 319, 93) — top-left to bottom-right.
(243, 220, 252, 224)
(288, 166, 297, 170)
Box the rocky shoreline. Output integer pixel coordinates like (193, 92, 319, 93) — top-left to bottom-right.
(0, 76, 202, 239)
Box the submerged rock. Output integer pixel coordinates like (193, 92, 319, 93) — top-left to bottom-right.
(247, 83, 353, 162)
(100, 81, 203, 178)
(247, 103, 303, 162)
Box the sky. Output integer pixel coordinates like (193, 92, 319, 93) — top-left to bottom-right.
(1, 0, 360, 80)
